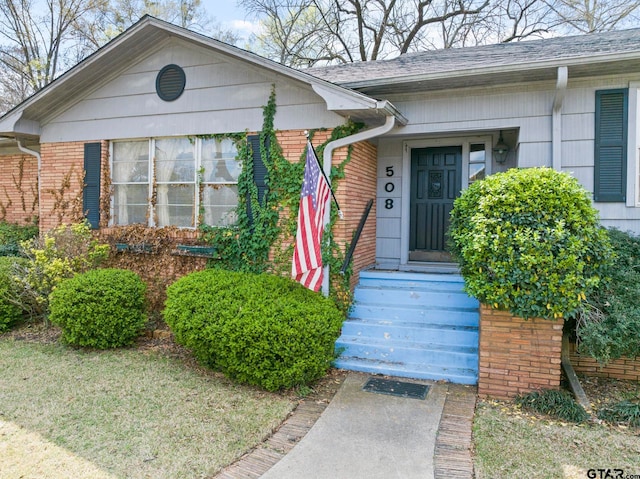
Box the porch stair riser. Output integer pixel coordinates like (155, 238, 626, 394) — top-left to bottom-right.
(334, 270, 480, 385)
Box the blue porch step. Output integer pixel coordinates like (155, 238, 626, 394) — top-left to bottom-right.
(334, 270, 480, 385)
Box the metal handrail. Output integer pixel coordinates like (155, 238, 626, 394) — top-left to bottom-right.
(340, 199, 374, 275)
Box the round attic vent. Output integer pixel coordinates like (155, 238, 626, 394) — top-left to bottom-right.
(156, 64, 186, 101)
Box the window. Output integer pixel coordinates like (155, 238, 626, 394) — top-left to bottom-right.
(468, 144, 486, 185)
(112, 141, 150, 225)
(155, 138, 195, 227)
(201, 138, 241, 226)
(594, 89, 628, 202)
(111, 137, 240, 228)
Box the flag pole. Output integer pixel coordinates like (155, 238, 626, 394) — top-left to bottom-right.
(305, 131, 343, 219)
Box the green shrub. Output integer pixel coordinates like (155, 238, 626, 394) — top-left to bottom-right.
(49, 268, 146, 348)
(449, 167, 612, 320)
(515, 389, 589, 423)
(576, 228, 640, 363)
(163, 269, 344, 391)
(597, 400, 640, 427)
(0, 257, 27, 332)
(0, 221, 38, 257)
(12, 221, 109, 323)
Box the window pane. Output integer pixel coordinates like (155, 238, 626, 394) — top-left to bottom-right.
(203, 185, 238, 226)
(157, 206, 194, 228)
(470, 144, 485, 163)
(469, 144, 486, 185)
(202, 138, 241, 182)
(155, 138, 195, 182)
(113, 141, 149, 182)
(469, 163, 485, 184)
(156, 184, 195, 228)
(113, 184, 148, 225)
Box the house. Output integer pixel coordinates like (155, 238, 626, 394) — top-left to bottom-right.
(2, 16, 640, 395)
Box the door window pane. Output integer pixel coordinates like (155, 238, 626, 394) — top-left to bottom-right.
(469, 144, 486, 185)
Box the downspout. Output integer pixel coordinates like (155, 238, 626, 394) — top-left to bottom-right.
(320, 114, 398, 295)
(16, 139, 42, 227)
(552, 66, 568, 171)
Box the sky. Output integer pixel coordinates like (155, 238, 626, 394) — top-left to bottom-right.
(201, 0, 262, 40)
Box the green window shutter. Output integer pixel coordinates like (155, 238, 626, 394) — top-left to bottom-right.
(83, 143, 101, 229)
(247, 134, 269, 205)
(245, 135, 269, 224)
(594, 89, 628, 202)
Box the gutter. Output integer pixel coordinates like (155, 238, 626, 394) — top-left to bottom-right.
(320, 113, 399, 295)
(552, 66, 568, 171)
(16, 139, 42, 226)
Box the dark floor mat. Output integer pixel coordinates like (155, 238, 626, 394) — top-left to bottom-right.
(362, 377, 430, 400)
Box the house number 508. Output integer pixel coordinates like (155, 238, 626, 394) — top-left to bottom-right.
(384, 166, 394, 209)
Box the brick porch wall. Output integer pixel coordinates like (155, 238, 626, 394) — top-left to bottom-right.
(334, 140, 377, 289)
(275, 130, 377, 288)
(0, 154, 38, 224)
(478, 305, 564, 399)
(569, 343, 640, 382)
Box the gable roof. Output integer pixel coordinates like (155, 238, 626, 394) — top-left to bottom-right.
(0, 15, 405, 143)
(307, 28, 640, 95)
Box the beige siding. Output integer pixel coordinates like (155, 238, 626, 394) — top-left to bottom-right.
(375, 138, 403, 268)
(41, 38, 343, 143)
(374, 74, 640, 264)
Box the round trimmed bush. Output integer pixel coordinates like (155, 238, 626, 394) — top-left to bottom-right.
(163, 269, 345, 391)
(0, 256, 26, 332)
(449, 167, 612, 320)
(49, 268, 147, 348)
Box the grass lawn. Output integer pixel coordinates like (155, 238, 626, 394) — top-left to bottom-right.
(0, 333, 296, 478)
(473, 379, 640, 479)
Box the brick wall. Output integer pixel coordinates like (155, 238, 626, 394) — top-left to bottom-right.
(334, 140, 377, 288)
(478, 305, 564, 399)
(0, 154, 38, 224)
(36, 132, 378, 309)
(275, 130, 377, 288)
(569, 343, 640, 382)
(39, 142, 87, 232)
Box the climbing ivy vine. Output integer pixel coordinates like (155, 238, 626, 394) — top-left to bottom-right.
(199, 86, 363, 312)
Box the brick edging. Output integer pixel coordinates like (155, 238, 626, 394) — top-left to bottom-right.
(213, 373, 345, 479)
(434, 384, 477, 479)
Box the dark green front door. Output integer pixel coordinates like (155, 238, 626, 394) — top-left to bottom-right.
(409, 146, 462, 262)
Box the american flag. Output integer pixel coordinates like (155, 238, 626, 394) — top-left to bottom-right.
(292, 140, 331, 291)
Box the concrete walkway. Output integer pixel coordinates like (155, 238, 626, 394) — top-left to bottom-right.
(260, 372, 448, 479)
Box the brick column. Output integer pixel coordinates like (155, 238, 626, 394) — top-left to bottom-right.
(478, 305, 563, 399)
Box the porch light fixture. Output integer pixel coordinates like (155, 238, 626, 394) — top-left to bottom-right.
(493, 131, 509, 164)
